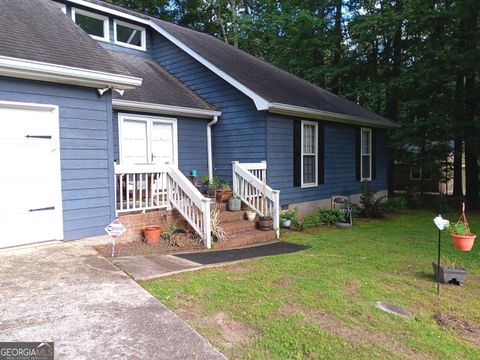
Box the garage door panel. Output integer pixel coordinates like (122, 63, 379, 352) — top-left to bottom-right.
(0, 103, 63, 248)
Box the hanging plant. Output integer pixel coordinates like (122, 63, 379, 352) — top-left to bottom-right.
(446, 203, 476, 251)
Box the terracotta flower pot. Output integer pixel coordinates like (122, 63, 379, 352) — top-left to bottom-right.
(143, 226, 161, 245)
(451, 233, 476, 251)
(215, 190, 231, 202)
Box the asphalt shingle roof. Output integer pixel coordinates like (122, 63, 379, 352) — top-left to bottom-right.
(152, 18, 395, 126)
(110, 51, 215, 111)
(0, 0, 131, 76)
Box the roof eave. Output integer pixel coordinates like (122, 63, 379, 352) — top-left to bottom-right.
(268, 103, 399, 129)
(112, 99, 221, 118)
(0, 55, 143, 90)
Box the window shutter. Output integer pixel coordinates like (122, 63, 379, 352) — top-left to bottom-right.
(372, 129, 377, 180)
(318, 123, 325, 184)
(293, 121, 301, 187)
(355, 127, 361, 181)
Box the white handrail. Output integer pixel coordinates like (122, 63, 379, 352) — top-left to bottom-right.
(114, 163, 212, 248)
(166, 164, 212, 248)
(232, 161, 280, 238)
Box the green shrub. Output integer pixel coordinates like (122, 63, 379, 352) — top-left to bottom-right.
(280, 208, 298, 222)
(381, 196, 408, 214)
(302, 209, 346, 229)
(359, 182, 385, 218)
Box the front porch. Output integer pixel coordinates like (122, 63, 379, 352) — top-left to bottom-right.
(112, 161, 280, 250)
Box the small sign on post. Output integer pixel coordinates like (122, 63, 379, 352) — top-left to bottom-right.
(105, 219, 125, 257)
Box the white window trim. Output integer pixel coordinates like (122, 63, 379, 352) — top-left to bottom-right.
(72, 7, 110, 42)
(118, 113, 178, 166)
(360, 127, 372, 181)
(113, 19, 146, 51)
(410, 166, 422, 181)
(301, 120, 318, 188)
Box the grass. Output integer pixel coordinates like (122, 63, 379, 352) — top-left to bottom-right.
(142, 210, 480, 359)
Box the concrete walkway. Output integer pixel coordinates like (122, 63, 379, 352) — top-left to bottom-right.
(112, 241, 307, 281)
(0, 239, 225, 360)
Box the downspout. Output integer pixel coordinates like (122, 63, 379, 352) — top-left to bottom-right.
(207, 115, 218, 182)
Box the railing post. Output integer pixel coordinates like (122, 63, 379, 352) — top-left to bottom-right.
(273, 190, 280, 239)
(232, 161, 239, 194)
(202, 198, 212, 249)
(261, 160, 267, 182)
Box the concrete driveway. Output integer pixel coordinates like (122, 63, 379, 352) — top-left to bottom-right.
(0, 239, 225, 360)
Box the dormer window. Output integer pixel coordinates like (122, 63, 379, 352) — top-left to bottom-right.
(114, 20, 146, 51)
(72, 8, 109, 42)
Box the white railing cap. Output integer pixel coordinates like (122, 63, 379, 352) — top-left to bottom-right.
(115, 163, 169, 174)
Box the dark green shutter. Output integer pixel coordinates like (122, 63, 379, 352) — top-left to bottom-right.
(355, 127, 361, 181)
(293, 121, 301, 187)
(318, 123, 325, 184)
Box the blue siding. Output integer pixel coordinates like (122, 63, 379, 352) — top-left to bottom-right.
(0, 76, 114, 240)
(112, 111, 209, 177)
(267, 114, 388, 205)
(151, 33, 267, 180)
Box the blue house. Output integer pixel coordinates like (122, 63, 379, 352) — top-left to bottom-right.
(0, 0, 396, 249)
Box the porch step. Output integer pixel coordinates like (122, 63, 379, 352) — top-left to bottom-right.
(211, 202, 227, 211)
(214, 229, 277, 249)
(221, 219, 257, 235)
(219, 210, 246, 223)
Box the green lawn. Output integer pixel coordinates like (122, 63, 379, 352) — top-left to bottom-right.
(143, 211, 480, 359)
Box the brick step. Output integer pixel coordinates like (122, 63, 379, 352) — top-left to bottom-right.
(214, 229, 277, 249)
(221, 219, 257, 235)
(211, 202, 227, 211)
(219, 210, 246, 223)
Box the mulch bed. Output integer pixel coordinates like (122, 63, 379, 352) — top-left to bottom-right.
(435, 312, 480, 347)
(94, 232, 205, 257)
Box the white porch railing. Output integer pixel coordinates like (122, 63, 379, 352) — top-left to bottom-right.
(232, 161, 280, 238)
(115, 163, 211, 248)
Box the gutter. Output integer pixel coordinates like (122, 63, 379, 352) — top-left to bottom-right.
(113, 100, 221, 119)
(0, 55, 142, 90)
(268, 103, 399, 128)
(207, 116, 219, 182)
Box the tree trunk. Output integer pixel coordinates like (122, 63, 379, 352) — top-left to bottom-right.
(386, 0, 403, 197)
(464, 0, 479, 201)
(230, 0, 238, 48)
(331, 0, 342, 94)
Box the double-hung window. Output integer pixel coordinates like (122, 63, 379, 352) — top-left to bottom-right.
(118, 114, 178, 166)
(114, 20, 146, 51)
(72, 8, 109, 42)
(360, 128, 372, 181)
(301, 121, 318, 187)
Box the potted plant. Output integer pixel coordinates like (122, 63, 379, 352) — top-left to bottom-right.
(228, 192, 241, 211)
(143, 226, 161, 245)
(258, 181, 273, 231)
(216, 181, 232, 202)
(432, 258, 467, 286)
(258, 215, 273, 230)
(207, 176, 220, 198)
(280, 208, 298, 228)
(245, 209, 256, 221)
(446, 203, 476, 251)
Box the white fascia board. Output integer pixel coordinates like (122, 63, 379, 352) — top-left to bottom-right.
(67, 0, 150, 25)
(0, 55, 143, 90)
(268, 102, 399, 128)
(113, 99, 221, 119)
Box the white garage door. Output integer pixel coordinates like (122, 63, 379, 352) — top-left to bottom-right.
(0, 102, 63, 248)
